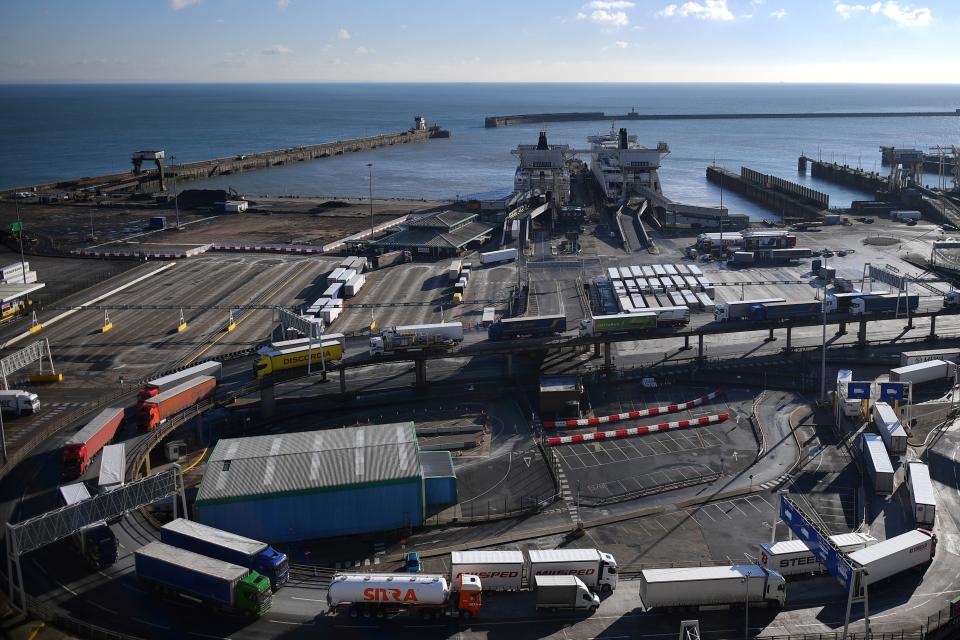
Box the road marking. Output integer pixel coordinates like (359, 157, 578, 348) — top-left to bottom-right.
(291, 596, 327, 603)
(269, 619, 311, 626)
(188, 633, 231, 640)
(132, 618, 170, 629)
(88, 602, 117, 615)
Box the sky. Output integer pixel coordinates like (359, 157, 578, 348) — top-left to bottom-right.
(1, 0, 958, 83)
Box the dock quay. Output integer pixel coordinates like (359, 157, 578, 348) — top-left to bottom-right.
(705, 165, 827, 220)
(881, 145, 959, 172)
(484, 108, 960, 128)
(798, 156, 888, 193)
(2, 123, 449, 198)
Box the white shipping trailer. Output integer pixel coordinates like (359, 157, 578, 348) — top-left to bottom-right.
(450, 550, 523, 591)
(327, 267, 345, 286)
(695, 292, 716, 312)
(872, 402, 907, 456)
(664, 264, 679, 276)
(652, 264, 666, 277)
(98, 444, 125, 491)
(688, 264, 704, 277)
(638, 565, 786, 611)
(449, 259, 463, 283)
(618, 267, 632, 279)
(343, 274, 365, 297)
(334, 268, 356, 284)
(630, 266, 643, 278)
(659, 277, 675, 291)
(668, 291, 685, 307)
(889, 360, 956, 385)
(862, 433, 894, 494)
(607, 267, 621, 281)
(900, 348, 960, 367)
(641, 265, 656, 278)
(759, 533, 877, 577)
(849, 529, 936, 595)
(714, 298, 787, 322)
(906, 462, 936, 527)
(526, 548, 619, 593)
(480, 248, 518, 265)
(681, 290, 699, 309)
(631, 294, 647, 309)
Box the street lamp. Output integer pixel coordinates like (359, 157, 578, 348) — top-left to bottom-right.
(820, 294, 828, 403)
(367, 163, 374, 246)
(742, 573, 750, 640)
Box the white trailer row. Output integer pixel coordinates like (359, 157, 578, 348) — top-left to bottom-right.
(616, 289, 714, 314)
(759, 533, 877, 577)
(607, 264, 713, 300)
(449, 548, 618, 593)
(0, 261, 37, 284)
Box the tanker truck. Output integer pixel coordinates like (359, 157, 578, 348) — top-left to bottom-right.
(326, 573, 482, 621)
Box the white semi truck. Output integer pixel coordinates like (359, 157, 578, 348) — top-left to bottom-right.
(848, 529, 936, 596)
(326, 573, 482, 620)
(906, 462, 937, 526)
(449, 548, 619, 594)
(638, 565, 786, 612)
(872, 402, 907, 457)
(889, 360, 957, 385)
(713, 298, 786, 322)
(759, 533, 877, 577)
(0, 390, 39, 415)
(369, 323, 464, 357)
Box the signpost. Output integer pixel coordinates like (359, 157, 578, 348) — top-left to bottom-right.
(878, 382, 906, 402)
(846, 382, 871, 400)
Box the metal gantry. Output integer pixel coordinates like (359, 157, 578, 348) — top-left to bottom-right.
(0, 338, 55, 389)
(5, 466, 185, 612)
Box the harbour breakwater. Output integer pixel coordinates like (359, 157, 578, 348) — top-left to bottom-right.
(485, 109, 960, 128)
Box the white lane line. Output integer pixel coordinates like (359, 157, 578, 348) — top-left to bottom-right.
(132, 618, 170, 629)
(269, 619, 311, 625)
(291, 596, 326, 603)
(188, 633, 232, 640)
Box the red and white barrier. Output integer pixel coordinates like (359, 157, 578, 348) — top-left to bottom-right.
(543, 390, 721, 429)
(546, 413, 729, 446)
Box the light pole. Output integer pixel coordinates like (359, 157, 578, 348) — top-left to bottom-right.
(742, 573, 750, 640)
(171, 155, 181, 229)
(820, 294, 828, 403)
(367, 163, 374, 246)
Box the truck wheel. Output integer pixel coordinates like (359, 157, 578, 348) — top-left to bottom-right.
(589, 605, 598, 613)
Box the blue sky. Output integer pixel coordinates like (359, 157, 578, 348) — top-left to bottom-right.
(1, 0, 957, 83)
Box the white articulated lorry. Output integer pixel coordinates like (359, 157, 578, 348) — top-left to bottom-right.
(450, 551, 523, 591)
(872, 402, 907, 457)
(759, 533, 877, 577)
(906, 462, 937, 527)
(638, 565, 786, 612)
(0, 390, 39, 416)
(848, 529, 936, 597)
(369, 323, 464, 357)
(713, 298, 786, 322)
(527, 548, 619, 593)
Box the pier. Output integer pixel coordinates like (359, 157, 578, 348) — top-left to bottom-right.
(705, 165, 827, 220)
(3, 121, 450, 197)
(485, 108, 960, 128)
(798, 156, 888, 193)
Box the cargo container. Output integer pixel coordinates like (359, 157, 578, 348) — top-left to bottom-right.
(488, 315, 566, 340)
(98, 443, 125, 492)
(619, 267, 632, 279)
(696, 277, 714, 298)
(625, 279, 639, 295)
(696, 292, 716, 312)
(481, 307, 496, 326)
(320, 306, 341, 325)
(607, 267, 621, 281)
(161, 519, 289, 591)
(371, 323, 464, 356)
(681, 290, 699, 309)
(714, 298, 787, 322)
(861, 433, 894, 494)
(906, 462, 936, 527)
(654, 306, 690, 326)
(527, 548, 618, 593)
(668, 291, 685, 307)
(631, 294, 647, 309)
(480, 248, 518, 264)
(135, 542, 272, 617)
(343, 273, 365, 297)
(450, 551, 523, 591)
(534, 575, 599, 613)
(579, 312, 656, 337)
(327, 267, 346, 286)
(372, 250, 411, 269)
(732, 251, 755, 266)
(62, 406, 124, 480)
(646, 294, 661, 308)
(849, 529, 936, 596)
(327, 573, 482, 620)
(670, 275, 686, 291)
(629, 266, 644, 278)
(872, 402, 907, 456)
(323, 282, 343, 299)
(683, 276, 699, 290)
(652, 264, 666, 277)
(641, 265, 656, 278)
(138, 361, 222, 403)
(687, 264, 704, 277)
(900, 348, 960, 367)
(137, 376, 217, 431)
(659, 276, 675, 291)
(254, 336, 344, 378)
(638, 565, 785, 612)
(849, 293, 919, 316)
(0, 390, 39, 416)
(889, 360, 956, 385)
(759, 533, 877, 577)
(58, 483, 118, 568)
(664, 264, 679, 276)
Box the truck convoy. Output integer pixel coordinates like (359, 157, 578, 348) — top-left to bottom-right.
(134, 542, 273, 617)
(254, 335, 345, 378)
(370, 323, 464, 356)
(62, 406, 124, 480)
(326, 573, 482, 620)
(848, 529, 936, 597)
(534, 575, 600, 613)
(759, 533, 877, 577)
(488, 314, 566, 340)
(137, 361, 222, 403)
(578, 307, 689, 337)
(849, 293, 919, 316)
(714, 292, 925, 322)
(0, 389, 40, 416)
(746, 300, 823, 323)
(58, 483, 118, 569)
(449, 548, 619, 594)
(638, 565, 786, 611)
(137, 376, 217, 431)
(160, 519, 290, 591)
(714, 298, 787, 322)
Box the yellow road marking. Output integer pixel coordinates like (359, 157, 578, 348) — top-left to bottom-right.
(180, 448, 208, 475)
(26, 623, 46, 640)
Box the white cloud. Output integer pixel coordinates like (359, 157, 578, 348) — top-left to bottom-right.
(577, 9, 630, 25)
(168, 0, 201, 10)
(769, 8, 787, 18)
(215, 18, 225, 23)
(659, 0, 734, 21)
(276, 0, 289, 8)
(834, 2, 867, 18)
(262, 44, 292, 55)
(338, 28, 351, 40)
(355, 46, 375, 54)
(869, 1, 931, 26)
(587, 1, 634, 8)
(614, 40, 628, 48)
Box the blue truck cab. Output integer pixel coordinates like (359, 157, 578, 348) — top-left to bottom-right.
(160, 518, 289, 591)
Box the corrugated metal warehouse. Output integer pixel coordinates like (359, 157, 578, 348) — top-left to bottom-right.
(420, 451, 458, 507)
(195, 422, 433, 542)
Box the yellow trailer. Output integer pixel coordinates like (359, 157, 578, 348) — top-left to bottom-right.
(254, 337, 344, 378)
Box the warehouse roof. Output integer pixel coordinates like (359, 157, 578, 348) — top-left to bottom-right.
(405, 210, 477, 230)
(196, 423, 421, 504)
(373, 221, 493, 250)
(419, 451, 455, 479)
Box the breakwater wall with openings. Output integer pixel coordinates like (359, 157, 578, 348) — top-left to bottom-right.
(705, 166, 826, 221)
(485, 109, 960, 128)
(799, 157, 888, 194)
